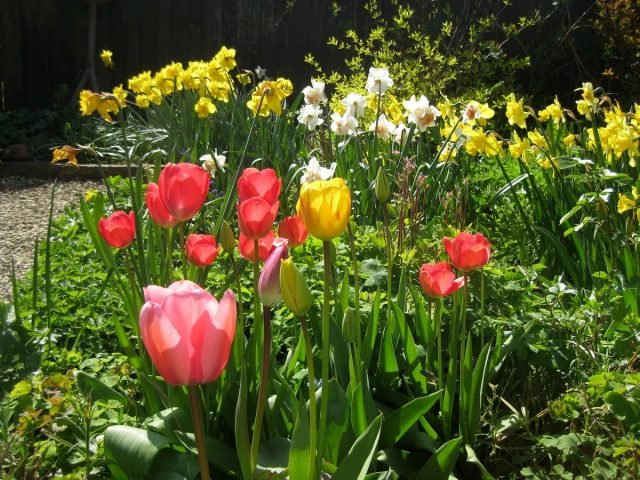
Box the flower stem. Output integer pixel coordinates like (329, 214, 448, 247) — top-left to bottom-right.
(187, 385, 211, 480)
(251, 305, 271, 471)
(230, 254, 244, 369)
(317, 240, 332, 476)
(435, 298, 444, 406)
(179, 222, 188, 279)
(480, 269, 486, 347)
(347, 223, 362, 353)
(300, 315, 317, 480)
(381, 204, 393, 322)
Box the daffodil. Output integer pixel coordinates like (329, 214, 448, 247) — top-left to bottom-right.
(366, 67, 393, 95)
(538, 97, 564, 123)
(297, 104, 324, 131)
(247, 78, 293, 116)
(462, 101, 494, 126)
(52, 145, 82, 166)
(100, 49, 113, 68)
(341, 93, 367, 118)
(509, 131, 531, 159)
(403, 95, 441, 131)
(214, 46, 237, 70)
(195, 97, 216, 118)
(302, 79, 327, 106)
(330, 111, 358, 136)
(575, 82, 598, 119)
(369, 114, 395, 140)
(79, 90, 122, 122)
(505, 93, 529, 129)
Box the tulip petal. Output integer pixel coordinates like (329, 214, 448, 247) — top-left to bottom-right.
(200, 290, 237, 382)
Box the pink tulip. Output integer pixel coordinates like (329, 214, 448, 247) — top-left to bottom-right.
(158, 163, 210, 222)
(146, 182, 178, 228)
(443, 232, 491, 272)
(258, 242, 289, 307)
(98, 211, 136, 248)
(140, 281, 236, 385)
(419, 262, 467, 298)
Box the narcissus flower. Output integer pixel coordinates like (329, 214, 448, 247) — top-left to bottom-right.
(79, 90, 122, 122)
(140, 281, 236, 385)
(301, 157, 336, 184)
(369, 114, 395, 141)
(302, 79, 327, 106)
(297, 104, 324, 131)
(200, 150, 226, 178)
(538, 97, 564, 124)
(146, 182, 178, 228)
(330, 111, 358, 136)
(158, 163, 210, 222)
(100, 49, 113, 68)
(366, 67, 393, 95)
(51, 145, 82, 166)
(297, 178, 351, 241)
(443, 232, 491, 272)
(185, 234, 221, 266)
(278, 215, 308, 247)
(195, 97, 217, 118)
(462, 101, 494, 126)
(247, 78, 293, 116)
(403, 95, 441, 131)
(505, 93, 529, 129)
(419, 262, 467, 298)
(341, 93, 367, 118)
(98, 211, 136, 249)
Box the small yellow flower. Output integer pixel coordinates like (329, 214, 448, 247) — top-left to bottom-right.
(100, 49, 113, 68)
(437, 96, 457, 122)
(236, 72, 252, 86)
(195, 97, 217, 118)
(563, 134, 577, 148)
(296, 178, 351, 241)
(538, 97, 564, 124)
(527, 130, 548, 152)
(462, 100, 494, 126)
(505, 93, 529, 129)
(509, 131, 531, 159)
(84, 189, 99, 201)
(214, 46, 237, 70)
(79, 90, 121, 122)
(618, 194, 636, 214)
(575, 82, 598, 119)
(464, 128, 502, 157)
(247, 78, 293, 116)
(51, 145, 82, 166)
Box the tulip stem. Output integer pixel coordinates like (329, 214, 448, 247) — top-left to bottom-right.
(179, 222, 188, 279)
(251, 306, 271, 471)
(480, 269, 486, 347)
(381, 204, 393, 322)
(230, 254, 244, 370)
(300, 315, 317, 480)
(187, 385, 211, 480)
(435, 298, 444, 407)
(317, 240, 332, 476)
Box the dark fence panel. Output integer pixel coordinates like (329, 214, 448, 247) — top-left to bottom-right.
(0, 0, 366, 110)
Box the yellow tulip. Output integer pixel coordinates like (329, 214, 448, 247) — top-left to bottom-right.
(296, 178, 351, 241)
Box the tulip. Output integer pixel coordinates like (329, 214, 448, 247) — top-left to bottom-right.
(419, 262, 467, 298)
(98, 210, 136, 248)
(296, 178, 351, 241)
(219, 220, 236, 252)
(258, 242, 289, 307)
(238, 231, 275, 262)
(145, 182, 178, 228)
(158, 163, 210, 222)
(443, 232, 491, 272)
(277, 215, 308, 248)
(185, 234, 221, 267)
(237, 167, 282, 204)
(280, 258, 313, 316)
(237, 197, 280, 239)
(375, 167, 391, 203)
(139, 280, 236, 385)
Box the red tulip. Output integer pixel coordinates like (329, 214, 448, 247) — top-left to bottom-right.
(237, 167, 282, 204)
(443, 232, 491, 272)
(158, 163, 210, 222)
(146, 182, 178, 228)
(278, 215, 308, 247)
(258, 242, 289, 307)
(186, 234, 221, 266)
(98, 211, 136, 248)
(419, 262, 467, 298)
(140, 280, 236, 385)
(238, 231, 275, 262)
(237, 197, 280, 239)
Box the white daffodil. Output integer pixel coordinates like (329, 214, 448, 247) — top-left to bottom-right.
(297, 104, 324, 131)
(301, 156, 337, 184)
(366, 67, 393, 95)
(403, 95, 441, 131)
(341, 93, 367, 118)
(200, 150, 226, 177)
(330, 111, 358, 136)
(393, 122, 411, 145)
(369, 114, 395, 141)
(302, 79, 327, 106)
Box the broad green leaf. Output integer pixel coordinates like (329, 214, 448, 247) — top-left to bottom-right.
(323, 378, 349, 464)
(590, 457, 618, 480)
(235, 362, 252, 479)
(392, 303, 426, 392)
(174, 432, 240, 477)
(257, 437, 290, 474)
(362, 290, 381, 368)
(377, 324, 399, 389)
(75, 371, 127, 406)
(380, 391, 440, 448)
(146, 408, 192, 443)
(149, 449, 199, 480)
(104, 425, 172, 477)
(413, 436, 463, 480)
(332, 415, 383, 480)
(465, 445, 495, 480)
(289, 400, 311, 480)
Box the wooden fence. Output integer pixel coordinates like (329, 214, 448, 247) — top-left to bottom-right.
(0, 0, 367, 110)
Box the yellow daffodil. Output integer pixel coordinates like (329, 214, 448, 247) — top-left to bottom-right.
(563, 134, 577, 148)
(437, 96, 457, 122)
(51, 145, 82, 166)
(505, 93, 529, 129)
(236, 72, 252, 86)
(79, 90, 121, 122)
(296, 178, 351, 241)
(462, 100, 494, 126)
(575, 82, 598, 119)
(527, 130, 548, 152)
(538, 97, 564, 124)
(247, 78, 293, 116)
(100, 49, 113, 68)
(464, 128, 502, 157)
(384, 95, 405, 125)
(509, 131, 531, 159)
(214, 46, 237, 70)
(195, 97, 217, 118)
(618, 194, 636, 214)
(84, 189, 99, 201)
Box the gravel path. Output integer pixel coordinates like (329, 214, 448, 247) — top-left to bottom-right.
(0, 176, 104, 301)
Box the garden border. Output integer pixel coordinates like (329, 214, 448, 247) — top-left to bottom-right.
(0, 162, 143, 180)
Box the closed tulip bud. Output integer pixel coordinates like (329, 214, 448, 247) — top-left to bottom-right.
(220, 220, 236, 252)
(158, 163, 210, 222)
(443, 231, 491, 272)
(341, 307, 357, 343)
(419, 262, 467, 298)
(280, 258, 313, 316)
(258, 243, 289, 307)
(185, 234, 221, 266)
(98, 210, 136, 248)
(375, 167, 391, 203)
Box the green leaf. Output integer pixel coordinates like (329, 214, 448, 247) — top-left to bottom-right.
(289, 400, 311, 480)
(235, 362, 252, 479)
(465, 445, 495, 480)
(392, 303, 426, 391)
(362, 290, 381, 369)
(332, 415, 383, 480)
(146, 408, 193, 441)
(75, 371, 128, 406)
(590, 457, 618, 480)
(257, 437, 290, 474)
(377, 324, 399, 389)
(324, 378, 350, 464)
(380, 391, 440, 448)
(104, 425, 173, 477)
(149, 449, 199, 480)
(412, 436, 463, 480)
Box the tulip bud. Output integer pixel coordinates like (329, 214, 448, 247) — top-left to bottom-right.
(258, 243, 288, 307)
(375, 167, 391, 203)
(220, 220, 236, 252)
(342, 307, 357, 344)
(280, 258, 313, 316)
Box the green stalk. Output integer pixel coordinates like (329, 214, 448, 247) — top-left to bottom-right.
(347, 223, 362, 352)
(230, 254, 245, 370)
(435, 298, 444, 403)
(250, 306, 271, 471)
(187, 385, 211, 480)
(316, 240, 332, 476)
(300, 315, 317, 480)
(480, 270, 486, 347)
(179, 222, 188, 279)
(381, 204, 393, 322)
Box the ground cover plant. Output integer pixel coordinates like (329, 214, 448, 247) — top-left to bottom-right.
(2, 42, 640, 480)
